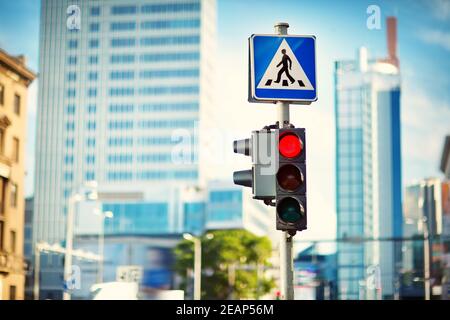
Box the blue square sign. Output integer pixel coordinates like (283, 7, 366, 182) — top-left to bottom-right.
(249, 34, 317, 104)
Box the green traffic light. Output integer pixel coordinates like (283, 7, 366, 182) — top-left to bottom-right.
(277, 197, 304, 223)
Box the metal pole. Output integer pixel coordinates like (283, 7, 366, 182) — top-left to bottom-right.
(33, 245, 40, 300)
(423, 217, 431, 300)
(193, 238, 201, 300)
(63, 196, 76, 300)
(274, 21, 295, 301)
(97, 214, 104, 283)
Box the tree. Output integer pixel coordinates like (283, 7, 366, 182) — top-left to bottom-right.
(174, 229, 275, 299)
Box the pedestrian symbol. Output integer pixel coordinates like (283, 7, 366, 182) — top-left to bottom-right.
(249, 34, 317, 104)
(257, 39, 314, 91)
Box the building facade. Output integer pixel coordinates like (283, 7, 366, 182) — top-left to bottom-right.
(441, 136, 450, 179)
(34, 0, 216, 299)
(0, 49, 35, 300)
(70, 180, 272, 299)
(335, 17, 403, 299)
(402, 179, 450, 299)
(24, 197, 34, 300)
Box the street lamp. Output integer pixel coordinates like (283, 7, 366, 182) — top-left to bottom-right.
(183, 233, 202, 300)
(94, 209, 113, 283)
(34, 242, 101, 300)
(63, 182, 98, 300)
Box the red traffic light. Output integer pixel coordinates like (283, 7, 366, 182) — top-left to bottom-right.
(279, 133, 303, 158)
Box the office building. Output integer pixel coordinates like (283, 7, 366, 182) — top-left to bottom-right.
(24, 197, 34, 300)
(335, 17, 403, 299)
(441, 136, 450, 179)
(71, 180, 272, 299)
(293, 245, 337, 300)
(0, 49, 35, 300)
(402, 179, 450, 299)
(34, 0, 216, 299)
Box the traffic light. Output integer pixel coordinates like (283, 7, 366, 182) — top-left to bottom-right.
(233, 137, 253, 187)
(275, 128, 307, 234)
(233, 129, 277, 199)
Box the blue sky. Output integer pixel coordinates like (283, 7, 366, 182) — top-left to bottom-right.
(0, 0, 449, 242)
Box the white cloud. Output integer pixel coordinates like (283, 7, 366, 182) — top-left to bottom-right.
(401, 84, 450, 183)
(428, 0, 450, 21)
(417, 28, 450, 52)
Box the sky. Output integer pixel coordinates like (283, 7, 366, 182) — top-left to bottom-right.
(0, 0, 449, 245)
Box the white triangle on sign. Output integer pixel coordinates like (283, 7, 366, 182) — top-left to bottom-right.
(257, 39, 314, 91)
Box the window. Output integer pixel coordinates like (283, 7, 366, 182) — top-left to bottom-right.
(0, 128, 4, 154)
(88, 105, 97, 113)
(107, 154, 133, 163)
(10, 230, 16, 252)
(138, 86, 198, 95)
(107, 171, 133, 181)
(86, 121, 96, 131)
(109, 104, 134, 113)
(0, 83, 4, 105)
(138, 119, 196, 129)
(64, 154, 73, 164)
(110, 21, 136, 31)
(90, 6, 100, 16)
(139, 69, 198, 79)
(86, 138, 96, 147)
(9, 285, 17, 300)
(111, 5, 137, 15)
(88, 88, 97, 97)
(10, 183, 17, 208)
(110, 71, 134, 80)
(64, 172, 73, 182)
(141, 19, 200, 30)
(89, 55, 98, 64)
(139, 52, 199, 62)
(67, 72, 76, 81)
(110, 54, 135, 64)
(85, 172, 95, 180)
(86, 155, 95, 164)
(109, 88, 134, 96)
(67, 56, 77, 65)
(12, 137, 19, 162)
(108, 120, 133, 130)
(140, 102, 198, 112)
(141, 3, 200, 13)
(108, 137, 133, 146)
(89, 23, 99, 32)
(66, 105, 75, 114)
(65, 138, 74, 148)
(67, 88, 76, 97)
(111, 38, 135, 47)
(140, 35, 199, 46)
(0, 221, 4, 249)
(14, 94, 21, 115)
(88, 72, 97, 81)
(66, 122, 75, 131)
(0, 177, 6, 215)
(68, 39, 78, 49)
(89, 39, 99, 48)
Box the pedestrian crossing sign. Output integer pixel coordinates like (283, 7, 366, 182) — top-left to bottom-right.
(249, 34, 317, 104)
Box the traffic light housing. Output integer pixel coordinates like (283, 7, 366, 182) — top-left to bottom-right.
(275, 128, 307, 234)
(233, 125, 307, 235)
(233, 130, 277, 200)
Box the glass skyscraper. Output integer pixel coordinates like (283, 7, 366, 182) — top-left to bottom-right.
(335, 17, 403, 299)
(33, 0, 216, 299)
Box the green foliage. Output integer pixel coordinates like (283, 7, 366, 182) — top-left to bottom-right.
(174, 229, 275, 299)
